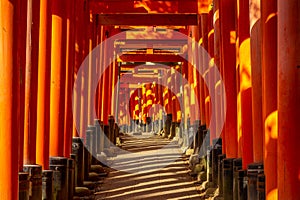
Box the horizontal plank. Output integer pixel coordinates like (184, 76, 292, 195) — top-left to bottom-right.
(118, 53, 187, 62)
(98, 14, 199, 26)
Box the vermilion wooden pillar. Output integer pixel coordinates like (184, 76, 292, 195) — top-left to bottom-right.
(63, 0, 75, 157)
(199, 14, 208, 127)
(213, 0, 224, 149)
(249, 0, 263, 163)
(261, 0, 278, 199)
(170, 68, 177, 122)
(219, 0, 238, 158)
(97, 25, 104, 121)
(110, 28, 121, 117)
(50, 0, 66, 156)
(164, 69, 172, 114)
(36, 0, 51, 169)
(72, 0, 84, 137)
(278, 0, 300, 199)
(14, 0, 27, 172)
(191, 25, 200, 125)
(129, 90, 135, 121)
(24, 0, 40, 165)
(236, 0, 254, 169)
(141, 84, 146, 123)
(157, 73, 164, 125)
(146, 83, 153, 117)
(175, 66, 182, 122)
(207, 9, 216, 144)
(0, 1, 19, 199)
(187, 27, 195, 125)
(79, 0, 89, 136)
(87, 13, 93, 126)
(105, 27, 114, 119)
(101, 26, 109, 125)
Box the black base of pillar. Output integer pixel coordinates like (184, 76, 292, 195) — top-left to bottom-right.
(50, 157, 69, 200)
(19, 172, 29, 200)
(223, 158, 234, 200)
(238, 169, 248, 200)
(23, 164, 42, 200)
(42, 170, 53, 200)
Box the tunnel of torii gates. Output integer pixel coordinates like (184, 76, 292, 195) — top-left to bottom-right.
(0, 0, 300, 199)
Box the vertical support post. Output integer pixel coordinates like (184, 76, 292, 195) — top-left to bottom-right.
(24, 0, 40, 165)
(36, 0, 51, 169)
(236, 0, 254, 169)
(14, 0, 27, 172)
(220, 0, 238, 158)
(101, 26, 109, 125)
(87, 13, 93, 126)
(207, 9, 216, 144)
(64, 0, 75, 157)
(79, 0, 89, 138)
(261, 0, 278, 198)
(278, 0, 300, 199)
(213, 0, 223, 150)
(97, 25, 104, 122)
(0, 1, 19, 198)
(199, 15, 206, 129)
(72, 0, 83, 138)
(50, 0, 66, 156)
(249, 0, 263, 163)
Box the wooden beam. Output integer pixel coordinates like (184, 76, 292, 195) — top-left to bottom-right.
(90, 0, 197, 14)
(118, 54, 187, 62)
(115, 39, 187, 46)
(98, 14, 198, 26)
(120, 76, 158, 84)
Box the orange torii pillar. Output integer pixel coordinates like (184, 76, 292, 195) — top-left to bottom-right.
(249, 0, 263, 163)
(0, 1, 19, 198)
(163, 69, 172, 137)
(87, 13, 94, 126)
(146, 83, 153, 131)
(191, 25, 201, 128)
(182, 62, 190, 131)
(79, 1, 90, 137)
(187, 27, 196, 127)
(14, 0, 27, 172)
(236, 0, 254, 169)
(63, 0, 75, 157)
(36, 0, 52, 169)
(100, 26, 110, 125)
(24, 0, 40, 165)
(50, 0, 67, 156)
(97, 25, 104, 122)
(94, 22, 101, 121)
(213, 0, 224, 149)
(278, 0, 300, 199)
(170, 68, 176, 121)
(126, 87, 131, 131)
(141, 84, 146, 126)
(110, 28, 121, 118)
(219, 0, 238, 158)
(199, 14, 208, 129)
(73, 0, 83, 138)
(200, 14, 211, 140)
(170, 68, 177, 138)
(129, 89, 136, 131)
(105, 27, 115, 120)
(207, 9, 216, 144)
(166, 69, 173, 116)
(174, 66, 182, 124)
(157, 73, 164, 131)
(261, 0, 278, 198)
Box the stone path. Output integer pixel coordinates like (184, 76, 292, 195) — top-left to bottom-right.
(95, 133, 204, 200)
